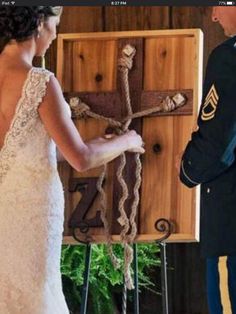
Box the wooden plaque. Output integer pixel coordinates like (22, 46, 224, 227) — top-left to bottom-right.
(56, 29, 203, 244)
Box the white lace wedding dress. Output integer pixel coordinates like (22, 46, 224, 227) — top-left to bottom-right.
(0, 67, 70, 314)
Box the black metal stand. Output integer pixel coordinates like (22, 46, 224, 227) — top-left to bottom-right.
(160, 242, 169, 314)
(133, 243, 139, 314)
(155, 218, 173, 314)
(122, 276, 127, 314)
(72, 217, 172, 314)
(121, 243, 139, 314)
(80, 243, 92, 314)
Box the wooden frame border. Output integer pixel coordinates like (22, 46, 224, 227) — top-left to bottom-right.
(57, 29, 203, 243)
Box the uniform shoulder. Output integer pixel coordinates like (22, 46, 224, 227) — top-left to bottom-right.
(206, 37, 236, 75)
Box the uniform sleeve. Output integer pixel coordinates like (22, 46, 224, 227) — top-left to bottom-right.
(180, 44, 236, 188)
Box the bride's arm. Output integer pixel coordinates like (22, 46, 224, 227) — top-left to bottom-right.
(56, 101, 70, 162)
(38, 75, 144, 172)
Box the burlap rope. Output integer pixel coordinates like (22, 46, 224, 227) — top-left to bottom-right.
(116, 45, 141, 290)
(69, 44, 187, 290)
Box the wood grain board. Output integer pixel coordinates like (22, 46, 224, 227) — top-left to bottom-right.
(56, 29, 203, 243)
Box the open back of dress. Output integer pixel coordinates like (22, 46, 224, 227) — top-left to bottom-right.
(0, 67, 69, 314)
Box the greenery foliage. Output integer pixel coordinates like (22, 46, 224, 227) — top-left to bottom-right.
(61, 243, 161, 314)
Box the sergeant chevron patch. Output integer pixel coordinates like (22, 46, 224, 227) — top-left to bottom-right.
(201, 84, 219, 121)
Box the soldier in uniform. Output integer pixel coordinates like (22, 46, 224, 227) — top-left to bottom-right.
(179, 7, 236, 314)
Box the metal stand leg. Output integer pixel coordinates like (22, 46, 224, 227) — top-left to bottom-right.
(133, 243, 139, 314)
(160, 242, 169, 314)
(122, 243, 139, 314)
(122, 279, 127, 314)
(154, 218, 172, 314)
(80, 244, 92, 314)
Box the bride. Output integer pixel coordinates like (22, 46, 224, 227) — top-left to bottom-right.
(0, 7, 144, 314)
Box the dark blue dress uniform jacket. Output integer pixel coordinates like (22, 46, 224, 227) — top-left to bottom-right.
(180, 36, 236, 258)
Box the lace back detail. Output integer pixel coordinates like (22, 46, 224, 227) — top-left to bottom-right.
(0, 67, 53, 184)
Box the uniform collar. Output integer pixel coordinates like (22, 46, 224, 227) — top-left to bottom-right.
(222, 35, 236, 48)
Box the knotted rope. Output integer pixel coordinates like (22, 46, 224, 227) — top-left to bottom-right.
(69, 44, 187, 290)
(116, 45, 140, 290)
(70, 94, 186, 127)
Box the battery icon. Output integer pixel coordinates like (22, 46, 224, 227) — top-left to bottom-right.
(227, 1, 234, 4)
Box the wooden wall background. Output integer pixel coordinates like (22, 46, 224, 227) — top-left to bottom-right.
(45, 7, 226, 314)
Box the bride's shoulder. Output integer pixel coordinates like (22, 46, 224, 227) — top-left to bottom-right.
(31, 67, 55, 79)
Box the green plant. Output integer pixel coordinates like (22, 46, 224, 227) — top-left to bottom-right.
(61, 243, 161, 314)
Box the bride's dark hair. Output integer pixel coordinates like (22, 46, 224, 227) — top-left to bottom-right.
(0, 6, 62, 53)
